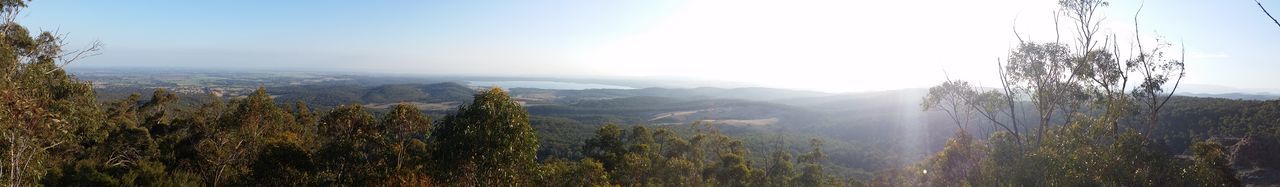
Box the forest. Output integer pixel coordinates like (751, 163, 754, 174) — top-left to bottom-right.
(3, 0, 1280, 186)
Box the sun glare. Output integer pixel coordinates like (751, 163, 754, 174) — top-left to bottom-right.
(583, 0, 1059, 92)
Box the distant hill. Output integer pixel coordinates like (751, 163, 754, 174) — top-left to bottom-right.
(525, 96, 820, 126)
(93, 79, 1280, 181)
(510, 86, 831, 104)
(270, 82, 476, 109)
(777, 88, 928, 112)
(1178, 92, 1280, 101)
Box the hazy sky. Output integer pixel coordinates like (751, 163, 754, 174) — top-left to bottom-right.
(19, 0, 1280, 93)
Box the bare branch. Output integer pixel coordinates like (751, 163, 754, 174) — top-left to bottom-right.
(1260, 0, 1280, 29)
(1134, 3, 1145, 58)
(1114, 33, 1128, 92)
(997, 58, 1022, 142)
(1054, 10, 1061, 43)
(44, 31, 104, 74)
(56, 40, 104, 67)
(1157, 41, 1186, 112)
(1013, 16, 1025, 43)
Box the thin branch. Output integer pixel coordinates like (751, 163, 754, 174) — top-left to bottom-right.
(969, 99, 1019, 142)
(46, 31, 104, 74)
(1115, 33, 1128, 93)
(997, 58, 1022, 142)
(1013, 17, 1025, 43)
(1054, 10, 1062, 43)
(1157, 42, 1186, 113)
(1259, 0, 1280, 29)
(1134, 3, 1146, 63)
(58, 40, 104, 65)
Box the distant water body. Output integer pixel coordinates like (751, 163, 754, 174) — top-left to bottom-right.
(467, 81, 633, 90)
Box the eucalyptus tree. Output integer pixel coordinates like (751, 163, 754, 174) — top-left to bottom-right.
(0, 0, 106, 185)
(379, 103, 432, 174)
(431, 88, 540, 185)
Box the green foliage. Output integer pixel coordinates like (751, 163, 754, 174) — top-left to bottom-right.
(381, 103, 433, 173)
(558, 123, 856, 186)
(762, 149, 795, 186)
(314, 104, 386, 185)
(42, 89, 202, 186)
(431, 88, 540, 185)
(198, 87, 300, 185)
(878, 114, 1246, 186)
(248, 142, 315, 186)
(0, 12, 107, 185)
(1188, 141, 1240, 186)
(272, 82, 475, 108)
(537, 158, 611, 187)
(583, 124, 626, 172)
(531, 116, 597, 160)
(919, 131, 985, 186)
(708, 148, 753, 186)
(794, 139, 828, 187)
(898, 0, 1254, 185)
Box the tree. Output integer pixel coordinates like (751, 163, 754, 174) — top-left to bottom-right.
(198, 87, 298, 185)
(614, 125, 658, 185)
(0, 1, 107, 185)
(45, 89, 200, 186)
(582, 123, 626, 173)
(627, 126, 656, 149)
(923, 80, 1023, 140)
(289, 101, 320, 150)
(1188, 141, 1240, 186)
(431, 88, 539, 185)
(920, 130, 985, 186)
(536, 158, 609, 186)
(379, 103, 432, 174)
(763, 149, 795, 186)
(1004, 41, 1081, 143)
(795, 139, 827, 186)
(315, 104, 383, 185)
(710, 154, 752, 186)
(652, 128, 701, 185)
(922, 80, 978, 130)
(248, 142, 315, 186)
(1127, 37, 1185, 134)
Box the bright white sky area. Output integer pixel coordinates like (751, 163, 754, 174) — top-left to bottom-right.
(21, 0, 1280, 93)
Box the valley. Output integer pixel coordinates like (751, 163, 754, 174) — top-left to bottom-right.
(74, 70, 1280, 184)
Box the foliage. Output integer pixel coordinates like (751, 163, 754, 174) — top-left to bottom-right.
(565, 123, 853, 186)
(1188, 141, 1239, 186)
(900, 0, 1249, 185)
(536, 158, 610, 187)
(431, 88, 540, 185)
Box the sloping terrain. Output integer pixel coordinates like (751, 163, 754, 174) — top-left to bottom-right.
(269, 82, 476, 110)
(90, 81, 1280, 183)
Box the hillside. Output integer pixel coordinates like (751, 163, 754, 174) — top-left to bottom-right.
(268, 82, 476, 110)
(510, 86, 832, 104)
(86, 79, 1280, 184)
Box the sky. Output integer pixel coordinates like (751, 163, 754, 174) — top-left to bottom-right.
(18, 0, 1280, 93)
